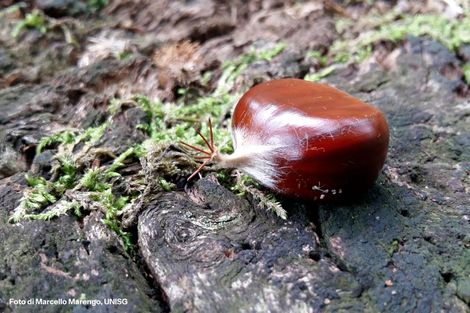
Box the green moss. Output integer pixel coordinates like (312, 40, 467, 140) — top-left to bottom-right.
(304, 65, 337, 82)
(107, 98, 125, 115)
(77, 122, 108, 144)
(36, 123, 107, 155)
(231, 174, 287, 219)
(159, 178, 174, 192)
(11, 9, 48, 38)
(223, 42, 286, 68)
(200, 71, 213, 86)
(22, 182, 56, 210)
(80, 168, 110, 192)
(220, 42, 286, 88)
(307, 50, 328, 66)
(22, 201, 81, 221)
(36, 130, 76, 154)
(12, 121, 114, 222)
(257, 42, 287, 61)
(175, 92, 233, 120)
(106, 145, 143, 175)
(9, 175, 56, 223)
(25, 174, 47, 187)
(12, 143, 140, 252)
(133, 91, 234, 154)
(92, 189, 133, 253)
(387, 239, 400, 256)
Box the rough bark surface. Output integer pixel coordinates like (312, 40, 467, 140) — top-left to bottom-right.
(139, 177, 361, 312)
(0, 174, 162, 313)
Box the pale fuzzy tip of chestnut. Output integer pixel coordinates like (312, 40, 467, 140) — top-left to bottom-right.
(214, 127, 294, 190)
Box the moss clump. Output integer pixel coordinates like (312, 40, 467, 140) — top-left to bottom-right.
(11, 9, 49, 38)
(307, 50, 328, 67)
(91, 189, 133, 251)
(36, 123, 108, 155)
(80, 168, 111, 192)
(387, 239, 400, 256)
(304, 65, 337, 82)
(18, 175, 56, 212)
(231, 173, 287, 220)
(220, 42, 286, 87)
(36, 130, 76, 154)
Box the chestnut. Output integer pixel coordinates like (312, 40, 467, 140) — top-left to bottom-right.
(182, 78, 389, 201)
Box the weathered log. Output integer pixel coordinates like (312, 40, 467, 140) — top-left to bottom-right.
(139, 178, 362, 312)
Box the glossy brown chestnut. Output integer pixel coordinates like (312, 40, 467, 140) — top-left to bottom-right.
(182, 78, 389, 201)
(230, 78, 389, 201)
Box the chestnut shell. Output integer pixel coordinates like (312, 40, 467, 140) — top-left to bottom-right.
(232, 78, 389, 201)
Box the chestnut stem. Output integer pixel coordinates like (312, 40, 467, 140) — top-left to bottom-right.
(181, 118, 253, 180)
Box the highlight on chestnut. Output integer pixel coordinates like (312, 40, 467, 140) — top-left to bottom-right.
(181, 78, 389, 201)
